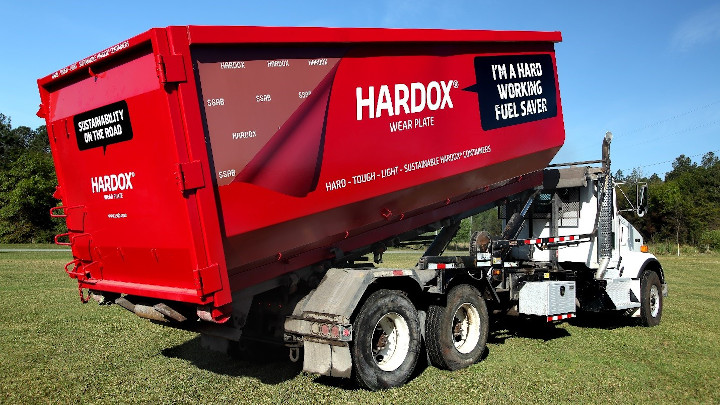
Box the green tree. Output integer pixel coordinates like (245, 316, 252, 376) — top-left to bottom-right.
(701, 151, 719, 168)
(0, 114, 26, 164)
(0, 118, 62, 243)
(666, 154, 696, 181)
(654, 181, 687, 250)
(451, 208, 502, 246)
(619, 152, 720, 251)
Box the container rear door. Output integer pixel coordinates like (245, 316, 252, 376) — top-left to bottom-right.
(42, 32, 220, 305)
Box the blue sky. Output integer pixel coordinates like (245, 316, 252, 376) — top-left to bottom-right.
(1, 1, 718, 177)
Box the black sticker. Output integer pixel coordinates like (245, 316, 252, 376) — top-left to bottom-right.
(73, 100, 133, 150)
(465, 54, 557, 131)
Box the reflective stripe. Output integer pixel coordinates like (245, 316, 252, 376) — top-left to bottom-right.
(546, 313, 575, 322)
(427, 263, 455, 270)
(520, 235, 584, 245)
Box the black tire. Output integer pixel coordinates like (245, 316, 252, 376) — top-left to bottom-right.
(640, 270, 662, 327)
(352, 289, 421, 390)
(426, 284, 489, 370)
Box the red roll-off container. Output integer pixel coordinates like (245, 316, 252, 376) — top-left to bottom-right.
(38, 26, 565, 322)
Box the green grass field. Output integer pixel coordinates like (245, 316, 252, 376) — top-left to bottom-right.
(1, 247, 718, 404)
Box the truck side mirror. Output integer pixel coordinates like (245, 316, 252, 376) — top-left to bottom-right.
(637, 184, 648, 217)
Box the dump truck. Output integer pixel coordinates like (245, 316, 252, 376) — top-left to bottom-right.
(38, 26, 666, 390)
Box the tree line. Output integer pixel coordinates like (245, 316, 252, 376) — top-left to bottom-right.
(0, 112, 717, 250)
(0, 114, 63, 243)
(616, 152, 720, 251)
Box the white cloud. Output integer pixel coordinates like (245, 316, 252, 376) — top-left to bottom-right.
(671, 4, 720, 51)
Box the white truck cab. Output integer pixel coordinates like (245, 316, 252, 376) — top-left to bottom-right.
(502, 134, 667, 325)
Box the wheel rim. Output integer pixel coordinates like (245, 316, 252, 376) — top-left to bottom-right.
(452, 302, 481, 354)
(649, 284, 660, 317)
(371, 312, 410, 371)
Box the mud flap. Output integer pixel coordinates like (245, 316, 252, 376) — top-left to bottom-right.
(303, 339, 352, 378)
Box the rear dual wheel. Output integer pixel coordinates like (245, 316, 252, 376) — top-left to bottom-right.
(426, 284, 489, 370)
(352, 289, 421, 390)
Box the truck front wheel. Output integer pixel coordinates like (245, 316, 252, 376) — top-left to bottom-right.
(426, 284, 489, 370)
(352, 289, 421, 390)
(640, 270, 663, 327)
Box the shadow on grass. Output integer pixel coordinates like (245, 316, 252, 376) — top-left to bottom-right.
(488, 316, 571, 345)
(162, 336, 302, 385)
(567, 310, 639, 329)
(161, 312, 637, 388)
(488, 311, 640, 345)
(313, 375, 359, 390)
(162, 335, 428, 391)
